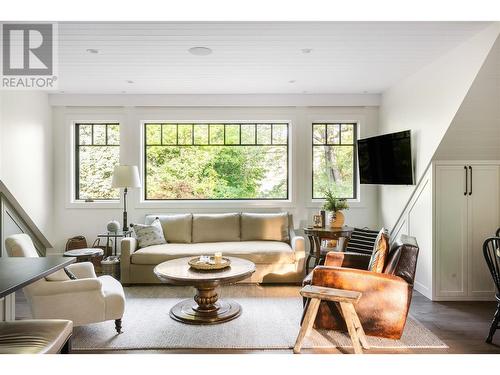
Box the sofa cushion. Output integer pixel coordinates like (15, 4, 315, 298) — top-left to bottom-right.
(192, 213, 240, 243)
(131, 241, 295, 265)
(146, 214, 192, 243)
(241, 212, 289, 242)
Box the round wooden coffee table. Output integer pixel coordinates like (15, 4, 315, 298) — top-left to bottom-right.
(154, 256, 255, 325)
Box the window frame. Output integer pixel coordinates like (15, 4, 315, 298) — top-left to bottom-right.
(143, 121, 290, 201)
(311, 122, 358, 200)
(74, 122, 121, 202)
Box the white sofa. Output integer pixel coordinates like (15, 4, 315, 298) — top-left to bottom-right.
(121, 212, 305, 284)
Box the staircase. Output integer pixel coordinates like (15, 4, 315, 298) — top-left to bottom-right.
(0, 180, 52, 257)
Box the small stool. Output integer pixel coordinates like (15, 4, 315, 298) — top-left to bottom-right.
(293, 285, 369, 354)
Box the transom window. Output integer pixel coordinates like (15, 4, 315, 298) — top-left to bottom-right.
(312, 123, 357, 199)
(144, 123, 289, 200)
(75, 123, 120, 201)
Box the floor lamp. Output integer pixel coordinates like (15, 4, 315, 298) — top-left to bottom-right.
(112, 165, 141, 232)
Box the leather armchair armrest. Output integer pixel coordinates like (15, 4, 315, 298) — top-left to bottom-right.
(312, 266, 409, 294)
(324, 251, 371, 269)
(66, 262, 97, 279)
(29, 278, 103, 296)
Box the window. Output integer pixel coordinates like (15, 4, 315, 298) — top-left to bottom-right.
(144, 123, 289, 200)
(75, 123, 120, 201)
(312, 123, 357, 199)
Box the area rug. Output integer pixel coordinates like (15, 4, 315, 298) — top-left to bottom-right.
(71, 285, 447, 351)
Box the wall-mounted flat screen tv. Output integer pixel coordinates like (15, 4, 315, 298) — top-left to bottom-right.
(357, 130, 414, 185)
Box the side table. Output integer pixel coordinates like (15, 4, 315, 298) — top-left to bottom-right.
(97, 230, 132, 257)
(63, 248, 104, 263)
(303, 226, 354, 274)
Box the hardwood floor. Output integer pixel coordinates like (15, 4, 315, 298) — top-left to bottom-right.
(15, 290, 500, 354)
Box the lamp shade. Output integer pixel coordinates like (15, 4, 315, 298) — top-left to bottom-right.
(111, 165, 141, 188)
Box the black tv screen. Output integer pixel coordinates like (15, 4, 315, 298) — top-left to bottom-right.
(357, 130, 414, 185)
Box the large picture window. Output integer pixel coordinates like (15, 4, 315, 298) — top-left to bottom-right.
(144, 123, 289, 200)
(75, 123, 120, 201)
(312, 123, 357, 199)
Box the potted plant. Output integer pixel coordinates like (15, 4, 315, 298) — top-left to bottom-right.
(323, 189, 349, 228)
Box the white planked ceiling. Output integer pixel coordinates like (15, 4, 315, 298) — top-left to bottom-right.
(57, 21, 492, 94)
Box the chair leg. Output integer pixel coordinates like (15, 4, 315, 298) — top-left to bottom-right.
(486, 303, 500, 343)
(115, 319, 122, 334)
(294, 298, 321, 354)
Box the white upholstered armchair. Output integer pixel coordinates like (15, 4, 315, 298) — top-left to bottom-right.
(5, 234, 125, 333)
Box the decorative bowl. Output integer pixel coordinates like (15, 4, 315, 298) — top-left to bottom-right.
(188, 256, 231, 270)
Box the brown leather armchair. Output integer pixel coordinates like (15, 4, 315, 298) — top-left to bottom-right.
(305, 235, 419, 339)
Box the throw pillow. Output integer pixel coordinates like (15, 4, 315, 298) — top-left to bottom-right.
(368, 228, 390, 273)
(133, 218, 167, 248)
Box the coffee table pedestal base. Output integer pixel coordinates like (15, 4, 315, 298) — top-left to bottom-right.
(169, 286, 242, 325)
(170, 299, 242, 324)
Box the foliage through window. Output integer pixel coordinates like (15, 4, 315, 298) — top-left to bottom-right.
(75, 123, 120, 201)
(312, 123, 357, 199)
(144, 123, 289, 200)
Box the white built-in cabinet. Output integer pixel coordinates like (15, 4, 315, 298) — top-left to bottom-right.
(434, 162, 499, 300)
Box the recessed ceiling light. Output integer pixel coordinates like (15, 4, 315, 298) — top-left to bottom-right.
(289, 80, 296, 84)
(301, 48, 312, 54)
(188, 47, 213, 56)
(86, 48, 99, 54)
(126, 80, 134, 84)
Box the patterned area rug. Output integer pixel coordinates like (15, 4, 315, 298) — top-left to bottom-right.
(71, 285, 447, 351)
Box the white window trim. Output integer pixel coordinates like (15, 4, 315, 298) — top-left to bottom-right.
(65, 113, 124, 209)
(305, 114, 365, 209)
(137, 119, 295, 208)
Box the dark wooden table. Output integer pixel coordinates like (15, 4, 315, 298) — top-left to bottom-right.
(154, 256, 255, 325)
(303, 226, 354, 274)
(0, 256, 75, 299)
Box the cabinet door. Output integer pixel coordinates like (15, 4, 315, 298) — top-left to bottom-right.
(467, 165, 499, 298)
(435, 165, 468, 297)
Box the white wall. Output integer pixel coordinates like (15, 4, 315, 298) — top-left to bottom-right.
(0, 92, 3, 174)
(378, 23, 500, 230)
(0, 91, 54, 243)
(434, 36, 500, 161)
(51, 104, 379, 252)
